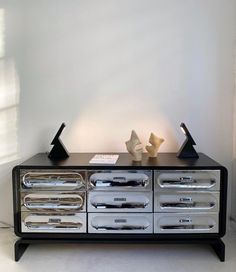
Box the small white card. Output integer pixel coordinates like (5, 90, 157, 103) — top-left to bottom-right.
(89, 154, 119, 164)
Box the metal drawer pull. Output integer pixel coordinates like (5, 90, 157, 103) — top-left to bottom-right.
(90, 173, 149, 188)
(24, 194, 84, 210)
(93, 202, 147, 209)
(160, 202, 215, 209)
(160, 178, 216, 188)
(25, 220, 83, 230)
(89, 214, 153, 233)
(161, 225, 214, 230)
(93, 225, 148, 230)
(23, 172, 83, 189)
(93, 179, 147, 187)
(24, 179, 82, 188)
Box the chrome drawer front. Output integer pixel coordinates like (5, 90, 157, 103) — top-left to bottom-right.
(88, 213, 153, 233)
(21, 171, 86, 190)
(88, 171, 152, 191)
(21, 213, 86, 233)
(154, 213, 218, 233)
(21, 192, 86, 212)
(88, 192, 152, 212)
(155, 170, 220, 191)
(154, 192, 219, 212)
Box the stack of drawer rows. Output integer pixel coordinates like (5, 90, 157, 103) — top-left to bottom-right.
(19, 170, 220, 234)
(87, 171, 153, 233)
(20, 171, 87, 233)
(154, 170, 220, 233)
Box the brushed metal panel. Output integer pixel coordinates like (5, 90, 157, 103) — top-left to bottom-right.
(88, 213, 153, 233)
(88, 170, 152, 191)
(154, 191, 219, 213)
(21, 191, 86, 212)
(20, 170, 86, 191)
(88, 191, 152, 212)
(155, 170, 220, 191)
(154, 212, 218, 233)
(21, 212, 87, 233)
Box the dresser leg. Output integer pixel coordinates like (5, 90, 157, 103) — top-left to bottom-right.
(15, 239, 29, 262)
(211, 239, 225, 262)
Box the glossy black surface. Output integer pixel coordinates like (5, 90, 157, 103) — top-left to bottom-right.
(12, 152, 227, 262)
(19, 152, 222, 169)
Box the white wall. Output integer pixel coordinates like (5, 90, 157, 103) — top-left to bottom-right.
(0, 0, 235, 225)
(232, 47, 236, 229)
(0, 0, 23, 224)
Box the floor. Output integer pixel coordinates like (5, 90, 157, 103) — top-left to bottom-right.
(1, 229, 236, 272)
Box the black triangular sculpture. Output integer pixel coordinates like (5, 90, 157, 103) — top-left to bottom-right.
(48, 123, 69, 160)
(177, 123, 199, 159)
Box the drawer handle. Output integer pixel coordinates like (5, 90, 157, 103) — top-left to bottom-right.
(92, 202, 147, 209)
(25, 221, 83, 230)
(160, 178, 216, 188)
(160, 224, 214, 230)
(91, 179, 148, 188)
(23, 179, 83, 188)
(93, 224, 148, 231)
(23, 172, 84, 189)
(24, 195, 84, 210)
(160, 202, 215, 209)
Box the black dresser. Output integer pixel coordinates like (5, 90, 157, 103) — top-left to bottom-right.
(12, 153, 227, 261)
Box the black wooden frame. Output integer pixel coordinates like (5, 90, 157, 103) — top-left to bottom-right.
(12, 153, 228, 262)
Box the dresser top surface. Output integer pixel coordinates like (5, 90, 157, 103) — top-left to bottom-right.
(17, 153, 223, 169)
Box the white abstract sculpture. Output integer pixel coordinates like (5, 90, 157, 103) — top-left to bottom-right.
(125, 130, 143, 161)
(146, 132, 164, 157)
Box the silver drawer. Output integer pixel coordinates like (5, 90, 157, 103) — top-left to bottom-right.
(88, 192, 152, 212)
(21, 170, 86, 190)
(21, 212, 86, 233)
(155, 170, 220, 191)
(21, 191, 86, 212)
(154, 213, 218, 233)
(154, 192, 219, 213)
(88, 213, 153, 233)
(88, 170, 152, 191)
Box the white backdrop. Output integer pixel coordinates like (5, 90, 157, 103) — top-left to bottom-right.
(232, 44, 236, 230)
(0, 0, 235, 225)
